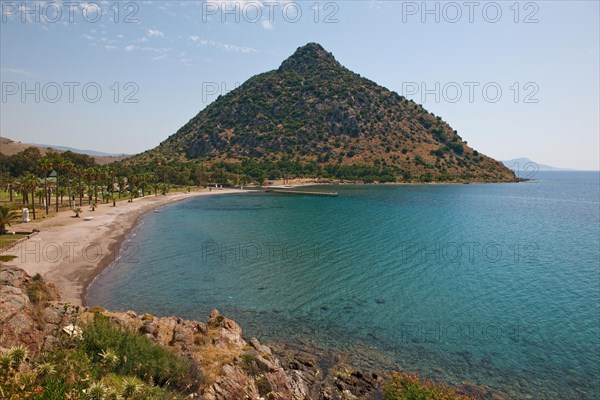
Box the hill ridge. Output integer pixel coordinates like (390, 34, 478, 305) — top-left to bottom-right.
(0, 136, 130, 165)
(141, 43, 516, 183)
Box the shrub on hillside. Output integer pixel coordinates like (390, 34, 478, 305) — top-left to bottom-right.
(383, 372, 474, 400)
(82, 313, 199, 391)
(26, 273, 57, 303)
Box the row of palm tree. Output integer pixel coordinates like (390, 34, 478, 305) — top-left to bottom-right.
(0, 173, 41, 222)
(1, 160, 173, 223)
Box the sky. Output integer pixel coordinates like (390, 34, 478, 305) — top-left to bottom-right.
(0, 0, 598, 170)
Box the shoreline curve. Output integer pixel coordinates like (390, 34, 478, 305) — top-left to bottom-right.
(2, 188, 249, 306)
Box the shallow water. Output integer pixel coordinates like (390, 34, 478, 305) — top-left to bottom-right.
(88, 171, 600, 399)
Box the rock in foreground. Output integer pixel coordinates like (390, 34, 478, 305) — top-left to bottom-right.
(0, 265, 382, 399)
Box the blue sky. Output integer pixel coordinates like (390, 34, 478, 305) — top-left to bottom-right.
(1, 0, 598, 170)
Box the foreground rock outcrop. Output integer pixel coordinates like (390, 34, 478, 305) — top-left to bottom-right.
(0, 265, 382, 399)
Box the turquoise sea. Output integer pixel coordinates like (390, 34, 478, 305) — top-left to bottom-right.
(88, 171, 600, 399)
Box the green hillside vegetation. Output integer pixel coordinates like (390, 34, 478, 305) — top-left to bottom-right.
(136, 43, 516, 183)
(1, 44, 516, 208)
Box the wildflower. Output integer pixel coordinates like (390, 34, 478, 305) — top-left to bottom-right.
(8, 345, 28, 368)
(121, 379, 141, 398)
(36, 362, 56, 377)
(85, 382, 107, 400)
(99, 348, 119, 367)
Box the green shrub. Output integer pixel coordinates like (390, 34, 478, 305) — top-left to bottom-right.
(26, 278, 54, 303)
(40, 379, 70, 399)
(447, 142, 464, 155)
(44, 347, 95, 390)
(383, 373, 474, 400)
(82, 313, 195, 390)
(0, 254, 17, 262)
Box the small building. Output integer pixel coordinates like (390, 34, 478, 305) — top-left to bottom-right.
(47, 170, 58, 183)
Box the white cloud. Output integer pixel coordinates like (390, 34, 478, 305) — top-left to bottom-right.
(0, 67, 34, 77)
(221, 43, 256, 54)
(369, 0, 390, 9)
(139, 47, 172, 54)
(188, 36, 257, 54)
(104, 45, 118, 51)
(212, 1, 271, 10)
(147, 29, 165, 38)
(124, 44, 171, 54)
(261, 20, 274, 31)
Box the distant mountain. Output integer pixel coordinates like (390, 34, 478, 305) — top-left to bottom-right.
(28, 143, 126, 157)
(139, 43, 516, 182)
(0, 136, 130, 165)
(502, 158, 570, 171)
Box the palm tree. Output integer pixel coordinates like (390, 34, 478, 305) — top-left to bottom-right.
(107, 168, 117, 207)
(52, 157, 63, 212)
(0, 206, 20, 235)
(117, 176, 126, 198)
(128, 174, 140, 202)
(58, 187, 67, 205)
(22, 173, 38, 220)
(14, 178, 27, 204)
(4, 176, 17, 202)
(63, 160, 75, 208)
(0, 174, 5, 200)
(39, 158, 52, 215)
(92, 168, 104, 205)
(35, 189, 45, 206)
(85, 168, 94, 205)
(139, 172, 151, 197)
(75, 166, 85, 206)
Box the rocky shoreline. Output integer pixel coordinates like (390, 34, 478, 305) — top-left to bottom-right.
(1, 264, 511, 400)
(0, 265, 384, 399)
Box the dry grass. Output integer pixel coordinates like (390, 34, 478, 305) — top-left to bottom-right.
(194, 330, 240, 385)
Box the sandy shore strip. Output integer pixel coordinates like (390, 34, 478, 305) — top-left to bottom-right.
(1, 188, 248, 306)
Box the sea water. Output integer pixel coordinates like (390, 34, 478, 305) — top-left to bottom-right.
(88, 171, 600, 399)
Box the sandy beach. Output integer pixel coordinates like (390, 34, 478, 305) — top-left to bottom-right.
(1, 188, 247, 306)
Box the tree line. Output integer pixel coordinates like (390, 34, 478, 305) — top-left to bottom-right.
(0, 146, 398, 222)
(0, 148, 175, 221)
